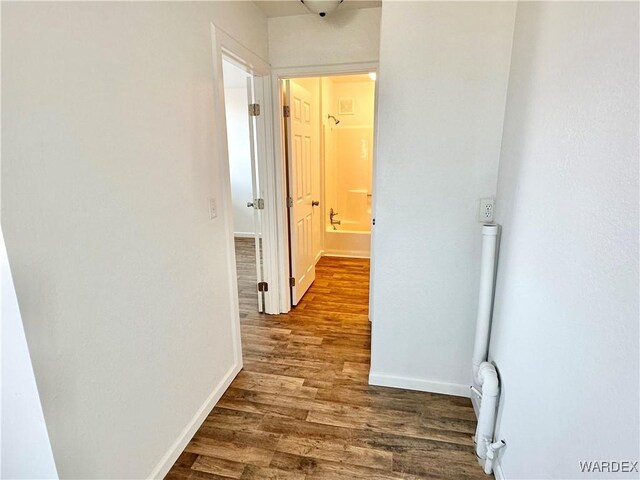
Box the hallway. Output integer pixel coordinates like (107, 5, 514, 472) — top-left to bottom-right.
(166, 241, 485, 479)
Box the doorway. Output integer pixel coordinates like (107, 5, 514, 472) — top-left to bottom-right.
(222, 58, 266, 314)
(281, 73, 377, 307)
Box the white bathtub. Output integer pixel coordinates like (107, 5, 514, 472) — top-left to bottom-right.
(324, 225, 371, 258)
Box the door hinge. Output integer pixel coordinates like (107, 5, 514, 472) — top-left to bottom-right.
(287, 197, 293, 208)
(248, 103, 261, 116)
(283, 105, 290, 118)
(289, 277, 296, 287)
(254, 198, 265, 210)
(257, 281, 268, 292)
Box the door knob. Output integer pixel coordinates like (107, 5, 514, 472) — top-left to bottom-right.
(247, 201, 254, 208)
(312, 200, 320, 207)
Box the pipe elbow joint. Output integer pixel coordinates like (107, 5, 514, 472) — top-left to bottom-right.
(477, 362, 499, 396)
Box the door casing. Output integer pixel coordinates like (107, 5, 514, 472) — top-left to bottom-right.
(271, 62, 380, 314)
(209, 24, 277, 369)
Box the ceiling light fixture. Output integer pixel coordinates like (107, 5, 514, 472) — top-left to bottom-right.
(300, 0, 344, 17)
(368, 72, 377, 81)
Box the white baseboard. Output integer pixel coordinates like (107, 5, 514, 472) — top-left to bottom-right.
(147, 361, 242, 479)
(368, 372, 471, 398)
(470, 393, 480, 417)
(234, 232, 257, 238)
(323, 251, 370, 259)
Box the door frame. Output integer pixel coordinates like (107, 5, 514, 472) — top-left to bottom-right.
(271, 62, 380, 314)
(210, 24, 280, 372)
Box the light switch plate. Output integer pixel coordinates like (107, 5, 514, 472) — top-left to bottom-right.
(209, 197, 217, 219)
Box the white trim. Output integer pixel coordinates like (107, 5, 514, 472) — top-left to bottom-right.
(471, 394, 480, 417)
(210, 24, 278, 318)
(210, 23, 243, 367)
(272, 62, 379, 79)
(147, 362, 241, 479)
(368, 65, 381, 323)
(253, 74, 281, 315)
(271, 75, 292, 313)
(323, 252, 370, 259)
(234, 231, 257, 239)
(216, 27, 270, 77)
(271, 62, 379, 314)
(368, 372, 471, 398)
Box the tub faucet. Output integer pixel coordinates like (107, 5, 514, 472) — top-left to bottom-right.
(329, 208, 341, 230)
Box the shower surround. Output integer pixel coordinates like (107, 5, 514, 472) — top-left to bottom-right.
(323, 77, 375, 257)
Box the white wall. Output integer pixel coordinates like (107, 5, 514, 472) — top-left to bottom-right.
(331, 80, 375, 128)
(369, 2, 516, 395)
(489, 3, 639, 478)
(268, 8, 381, 68)
(223, 82, 255, 236)
(1, 2, 267, 478)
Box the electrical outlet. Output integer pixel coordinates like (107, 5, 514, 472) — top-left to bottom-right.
(479, 197, 495, 223)
(209, 197, 217, 219)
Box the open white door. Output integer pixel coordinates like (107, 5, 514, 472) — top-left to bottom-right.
(246, 75, 266, 312)
(285, 80, 316, 305)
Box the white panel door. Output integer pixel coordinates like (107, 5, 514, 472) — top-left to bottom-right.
(286, 80, 315, 305)
(245, 75, 265, 312)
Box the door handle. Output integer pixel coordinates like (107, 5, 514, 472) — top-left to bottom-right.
(247, 202, 254, 208)
(312, 200, 320, 207)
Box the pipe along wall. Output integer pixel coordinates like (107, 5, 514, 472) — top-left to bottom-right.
(471, 224, 505, 475)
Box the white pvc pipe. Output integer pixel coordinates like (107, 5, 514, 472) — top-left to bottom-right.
(470, 224, 503, 474)
(472, 224, 499, 384)
(474, 362, 499, 463)
(484, 440, 507, 474)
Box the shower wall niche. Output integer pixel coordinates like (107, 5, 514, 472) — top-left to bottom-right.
(322, 75, 375, 257)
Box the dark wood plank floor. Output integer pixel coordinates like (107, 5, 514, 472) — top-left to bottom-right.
(234, 237, 260, 313)
(166, 238, 486, 479)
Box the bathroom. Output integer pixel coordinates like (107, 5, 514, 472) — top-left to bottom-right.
(323, 73, 375, 258)
(288, 73, 376, 260)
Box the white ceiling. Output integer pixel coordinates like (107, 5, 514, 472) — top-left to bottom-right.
(254, 0, 381, 18)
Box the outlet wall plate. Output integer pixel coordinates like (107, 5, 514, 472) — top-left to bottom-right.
(479, 197, 495, 223)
